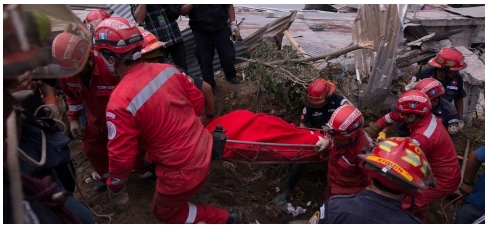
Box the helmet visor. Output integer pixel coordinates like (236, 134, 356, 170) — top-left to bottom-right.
(4, 4, 91, 79)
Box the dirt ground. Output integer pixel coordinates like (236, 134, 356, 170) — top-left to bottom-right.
(70, 74, 485, 224)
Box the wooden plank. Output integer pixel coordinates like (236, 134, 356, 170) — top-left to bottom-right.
(283, 30, 309, 58)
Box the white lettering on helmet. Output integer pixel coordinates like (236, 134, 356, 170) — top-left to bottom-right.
(338, 107, 362, 131)
(398, 95, 428, 104)
(101, 20, 129, 30)
(63, 35, 82, 60)
(420, 81, 439, 94)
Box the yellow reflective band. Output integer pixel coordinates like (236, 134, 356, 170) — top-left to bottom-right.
(379, 141, 398, 153)
(366, 155, 413, 181)
(420, 167, 427, 176)
(379, 144, 391, 152)
(402, 150, 421, 167)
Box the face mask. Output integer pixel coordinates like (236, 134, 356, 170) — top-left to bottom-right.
(94, 51, 118, 77)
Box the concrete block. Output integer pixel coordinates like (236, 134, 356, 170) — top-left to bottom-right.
(263, 10, 274, 18)
(297, 12, 304, 19)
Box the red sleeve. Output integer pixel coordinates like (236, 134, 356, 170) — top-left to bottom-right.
(376, 111, 403, 129)
(59, 79, 82, 122)
(105, 105, 139, 192)
(178, 73, 204, 117)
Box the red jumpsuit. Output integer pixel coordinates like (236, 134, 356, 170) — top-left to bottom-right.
(105, 62, 228, 224)
(400, 113, 461, 221)
(59, 56, 148, 178)
(60, 58, 118, 179)
(324, 129, 374, 202)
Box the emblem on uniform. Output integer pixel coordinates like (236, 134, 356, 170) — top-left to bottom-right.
(303, 107, 307, 115)
(308, 211, 320, 224)
(448, 123, 459, 134)
(186, 75, 194, 84)
(107, 121, 117, 140)
(452, 80, 457, 85)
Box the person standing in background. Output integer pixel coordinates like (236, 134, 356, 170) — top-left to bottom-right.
(180, 4, 240, 89)
(131, 4, 187, 71)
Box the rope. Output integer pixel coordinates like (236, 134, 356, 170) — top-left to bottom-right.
(441, 194, 464, 223)
(67, 164, 113, 223)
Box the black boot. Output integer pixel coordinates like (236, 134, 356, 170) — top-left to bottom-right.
(226, 211, 242, 224)
(93, 180, 107, 194)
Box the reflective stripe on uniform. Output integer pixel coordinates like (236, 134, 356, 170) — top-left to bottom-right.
(423, 115, 437, 138)
(109, 174, 129, 186)
(126, 67, 178, 116)
(68, 104, 84, 111)
(185, 202, 197, 224)
(385, 114, 394, 123)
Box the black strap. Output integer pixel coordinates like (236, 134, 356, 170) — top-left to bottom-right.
(94, 34, 143, 48)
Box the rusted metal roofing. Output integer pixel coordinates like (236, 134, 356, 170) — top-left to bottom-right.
(444, 6, 485, 18)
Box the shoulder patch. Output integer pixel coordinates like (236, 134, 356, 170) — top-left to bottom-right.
(106, 112, 116, 119)
(186, 75, 194, 84)
(448, 123, 459, 135)
(107, 121, 117, 140)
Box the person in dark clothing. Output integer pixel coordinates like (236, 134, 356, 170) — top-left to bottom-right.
(131, 4, 187, 71)
(455, 146, 485, 224)
(310, 137, 435, 224)
(273, 78, 349, 206)
(416, 47, 467, 129)
(299, 78, 348, 129)
(180, 4, 240, 88)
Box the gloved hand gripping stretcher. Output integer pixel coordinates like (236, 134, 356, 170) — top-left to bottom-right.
(205, 110, 330, 163)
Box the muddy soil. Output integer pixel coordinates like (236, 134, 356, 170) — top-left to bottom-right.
(70, 74, 484, 224)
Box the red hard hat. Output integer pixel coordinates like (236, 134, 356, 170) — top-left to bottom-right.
(52, 32, 90, 75)
(358, 137, 435, 197)
(326, 105, 364, 140)
(140, 30, 165, 55)
(395, 90, 432, 116)
(428, 48, 467, 71)
(306, 78, 336, 108)
(85, 9, 110, 23)
(415, 78, 445, 100)
(93, 17, 143, 57)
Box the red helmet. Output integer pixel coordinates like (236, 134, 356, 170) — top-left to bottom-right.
(85, 9, 110, 23)
(358, 137, 435, 197)
(395, 90, 432, 116)
(93, 17, 143, 57)
(326, 105, 364, 140)
(140, 29, 165, 55)
(415, 78, 445, 100)
(306, 78, 337, 108)
(52, 32, 90, 76)
(428, 48, 467, 71)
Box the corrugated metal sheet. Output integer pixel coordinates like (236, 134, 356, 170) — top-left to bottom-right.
(243, 11, 297, 50)
(445, 6, 485, 18)
(353, 4, 406, 110)
(407, 4, 424, 12)
(107, 4, 136, 24)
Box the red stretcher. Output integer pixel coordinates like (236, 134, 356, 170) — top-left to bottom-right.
(205, 110, 329, 164)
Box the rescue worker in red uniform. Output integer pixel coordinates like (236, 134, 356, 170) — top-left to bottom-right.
(388, 90, 460, 221)
(93, 17, 242, 224)
(315, 105, 374, 202)
(365, 78, 460, 138)
(140, 29, 215, 126)
(273, 78, 348, 206)
(312, 137, 435, 224)
(416, 48, 467, 129)
(54, 31, 150, 194)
